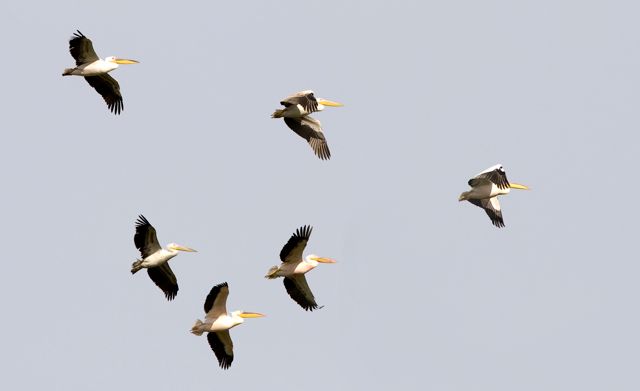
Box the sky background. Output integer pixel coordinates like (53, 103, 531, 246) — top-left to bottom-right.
(1, 0, 639, 390)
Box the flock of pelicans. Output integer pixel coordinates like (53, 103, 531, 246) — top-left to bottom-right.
(62, 31, 530, 369)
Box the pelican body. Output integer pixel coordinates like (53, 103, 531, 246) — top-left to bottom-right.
(63, 30, 138, 114)
(272, 90, 343, 160)
(459, 164, 529, 227)
(131, 215, 197, 300)
(132, 243, 189, 269)
(265, 225, 336, 311)
(191, 282, 264, 369)
(63, 57, 119, 76)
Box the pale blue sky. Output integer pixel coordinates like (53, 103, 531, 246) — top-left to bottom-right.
(1, 1, 639, 390)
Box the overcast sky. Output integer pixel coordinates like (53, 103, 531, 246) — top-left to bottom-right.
(2, 1, 640, 390)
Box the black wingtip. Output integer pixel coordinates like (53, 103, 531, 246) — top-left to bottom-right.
(301, 303, 321, 311)
(165, 291, 177, 301)
(295, 225, 313, 239)
(135, 214, 151, 228)
(212, 281, 229, 290)
(108, 99, 123, 115)
(492, 219, 505, 228)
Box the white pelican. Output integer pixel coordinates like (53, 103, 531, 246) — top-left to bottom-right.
(62, 30, 138, 114)
(459, 164, 529, 227)
(131, 215, 197, 300)
(191, 282, 264, 369)
(265, 225, 335, 311)
(272, 90, 343, 160)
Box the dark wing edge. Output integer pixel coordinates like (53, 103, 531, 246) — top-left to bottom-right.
(69, 30, 99, 65)
(147, 263, 179, 300)
(134, 214, 161, 258)
(279, 225, 313, 263)
(84, 74, 124, 114)
(468, 198, 505, 228)
(470, 167, 510, 190)
(283, 117, 331, 160)
(204, 282, 229, 314)
(207, 331, 234, 369)
(281, 92, 319, 113)
(283, 275, 320, 311)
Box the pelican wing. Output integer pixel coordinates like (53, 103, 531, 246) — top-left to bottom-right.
(84, 74, 124, 114)
(134, 215, 161, 259)
(283, 275, 319, 311)
(469, 165, 510, 190)
(207, 330, 234, 369)
(283, 117, 331, 160)
(468, 197, 504, 228)
(280, 225, 312, 263)
(147, 262, 179, 300)
(204, 282, 229, 319)
(68, 30, 99, 66)
(281, 91, 318, 113)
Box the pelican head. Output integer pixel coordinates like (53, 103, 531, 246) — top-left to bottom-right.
(105, 56, 139, 65)
(167, 243, 197, 252)
(306, 254, 337, 264)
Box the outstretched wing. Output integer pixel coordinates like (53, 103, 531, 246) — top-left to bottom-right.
(280, 90, 319, 113)
(147, 263, 179, 300)
(283, 116, 330, 160)
(69, 30, 99, 65)
(468, 197, 505, 228)
(84, 74, 124, 114)
(134, 215, 161, 259)
(283, 275, 320, 311)
(469, 164, 510, 190)
(203, 282, 229, 318)
(280, 225, 312, 263)
(207, 331, 234, 369)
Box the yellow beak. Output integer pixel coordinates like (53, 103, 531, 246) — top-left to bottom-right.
(174, 245, 197, 252)
(239, 312, 265, 318)
(318, 99, 343, 107)
(509, 183, 529, 190)
(114, 58, 139, 64)
(311, 256, 337, 263)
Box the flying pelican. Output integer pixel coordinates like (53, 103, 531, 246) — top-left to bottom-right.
(62, 30, 138, 114)
(131, 215, 197, 300)
(272, 90, 343, 160)
(265, 225, 335, 311)
(191, 282, 264, 369)
(459, 164, 529, 227)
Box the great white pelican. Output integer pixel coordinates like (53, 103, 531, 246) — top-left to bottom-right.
(265, 225, 335, 311)
(272, 90, 343, 160)
(131, 215, 197, 300)
(62, 30, 138, 114)
(191, 282, 264, 369)
(459, 164, 529, 227)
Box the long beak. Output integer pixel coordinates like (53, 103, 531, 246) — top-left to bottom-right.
(239, 312, 265, 318)
(114, 58, 139, 64)
(318, 99, 343, 107)
(175, 246, 197, 252)
(311, 256, 337, 263)
(509, 183, 529, 190)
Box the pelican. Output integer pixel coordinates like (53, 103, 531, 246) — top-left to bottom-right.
(272, 90, 343, 160)
(265, 225, 335, 311)
(191, 282, 264, 369)
(131, 215, 197, 300)
(459, 164, 529, 227)
(62, 30, 138, 114)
